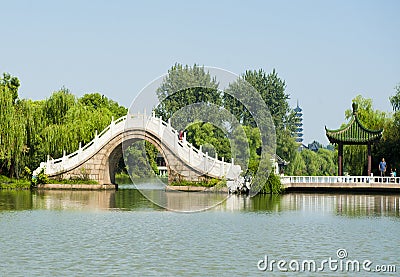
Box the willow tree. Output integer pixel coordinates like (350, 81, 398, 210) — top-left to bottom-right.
(39, 90, 127, 160)
(0, 73, 26, 177)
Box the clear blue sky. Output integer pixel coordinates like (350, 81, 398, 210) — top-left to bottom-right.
(2, 0, 399, 144)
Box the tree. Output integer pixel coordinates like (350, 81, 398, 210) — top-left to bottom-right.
(243, 69, 292, 131)
(0, 72, 128, 178)
(389, 83, 400, 111)
(0, 73, 27, 177)
(0, 73, 20, 103)
(223, 69, 293, 130)
(288, 151, 306, 175)
(124, 141, 158, 178)
(155, 65, 296, 179)
(78, 93, 127, 118)
(155, 63, 220, 119)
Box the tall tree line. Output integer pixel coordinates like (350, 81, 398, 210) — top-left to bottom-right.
(154, 63, 298, 174)
(0, 73, 127, 178)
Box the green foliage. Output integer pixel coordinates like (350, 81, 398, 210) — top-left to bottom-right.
(260, 173, 283, 194)
(155, 64, 294, 184)
(124, 141, 159, 178)
(242, 126, 262, 173)
(0, 73, 26, 178)
(342, 95, 389, 175)
(185, 122, 231, 161)
(155, 63, 220, 119)
(276, 129, 298, 170)
(78, 93, 127, 118)
(115, 173, 133, 184)
(46, 178, 98, 185)
(243, 69, 292, 131)
(288, 151, 307, 175)
(31, 167, 48, 186)
(0, 175, 30, 189)
(0, 72, 20, 103)
(170, 178, 223, 188)
(389, 84, 400, 112)
(286, 148, 337, 176)
(0, 72, 128, 179)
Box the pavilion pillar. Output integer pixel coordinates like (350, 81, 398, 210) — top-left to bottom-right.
(338, 143, 343, 176)
(367, 143, 372, 176)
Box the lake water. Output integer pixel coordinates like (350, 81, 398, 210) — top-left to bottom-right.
(0, 186, 399, 276)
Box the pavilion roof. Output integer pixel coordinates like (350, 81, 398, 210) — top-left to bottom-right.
(325, 103, 383, 145)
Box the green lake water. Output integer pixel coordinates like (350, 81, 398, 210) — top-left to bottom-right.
(0, 186, 399, 276)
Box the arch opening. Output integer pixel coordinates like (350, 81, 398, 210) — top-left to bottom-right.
(108, 138, 169, 185)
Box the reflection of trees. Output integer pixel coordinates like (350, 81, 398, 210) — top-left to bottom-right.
(2, 190, 399, 216)
(249, 193, 400, 217)
(335, 194, 400, 217)
(32, 190, 115, 210)
(0, 190, 33, 211)
(251, 194, 284, 212)
(114, 189, 162, 211)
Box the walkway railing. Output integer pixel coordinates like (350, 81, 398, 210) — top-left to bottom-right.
(281, 175, 400, 184)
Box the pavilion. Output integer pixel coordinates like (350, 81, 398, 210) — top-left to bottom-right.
(325, 103, 383, 176)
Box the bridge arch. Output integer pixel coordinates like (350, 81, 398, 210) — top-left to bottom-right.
(99, 129, 173, 185)
(35, 114, 240, 185)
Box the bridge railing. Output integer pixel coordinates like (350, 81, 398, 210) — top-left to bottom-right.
(41, 115, 127, 175)
(281, 175, 400, 184)
(127, 113, 238, 179)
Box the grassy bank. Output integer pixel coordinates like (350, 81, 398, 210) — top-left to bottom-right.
(45, 178, 98, 185)
(170, 178, 226, 188)
(0, 175, 31, 189)
(115, 173, 133, 184)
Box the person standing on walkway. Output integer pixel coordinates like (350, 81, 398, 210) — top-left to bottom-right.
(379, 158, 387, 177)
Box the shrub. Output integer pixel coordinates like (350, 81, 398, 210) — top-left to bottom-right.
(260, 173, 284, 194)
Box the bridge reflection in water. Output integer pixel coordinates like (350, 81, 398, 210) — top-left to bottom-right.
(0, 188, 399, 217)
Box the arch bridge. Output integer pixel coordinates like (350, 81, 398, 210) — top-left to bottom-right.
(34, 113, 242, 185)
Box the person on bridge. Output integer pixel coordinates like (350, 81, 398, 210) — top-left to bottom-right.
(379, 158, 387, 177)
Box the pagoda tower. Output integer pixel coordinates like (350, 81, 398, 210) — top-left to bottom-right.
(293, 100, 303, 143)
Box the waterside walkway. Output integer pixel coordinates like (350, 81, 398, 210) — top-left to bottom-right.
(281, 176, 400, 192)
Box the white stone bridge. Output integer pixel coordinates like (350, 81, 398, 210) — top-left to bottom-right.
(34, 113, 242, 185)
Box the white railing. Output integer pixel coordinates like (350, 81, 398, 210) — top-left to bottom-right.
(34, 112, 241, 180)
(281, 175, 400, 184)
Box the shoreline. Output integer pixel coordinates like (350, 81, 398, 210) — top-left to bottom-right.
(37, 184, 117, 190)
(165, 185, 228, 193)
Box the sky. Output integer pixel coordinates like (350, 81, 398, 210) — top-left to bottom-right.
(1, 0, 399, 144)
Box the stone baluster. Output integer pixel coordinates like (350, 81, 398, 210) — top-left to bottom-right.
(110, 116, 115, 135)
(221, 156, 225, 176)
(205, 152, 208, 171)
(188, 145, 191, 163)
(159, 116, 163, 135)
(94, 130, 98, 145)
(46, 155, 51, 170)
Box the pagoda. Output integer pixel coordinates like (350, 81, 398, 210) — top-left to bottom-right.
(325, 103, 383, 176)
(293, 101, 304, 143)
